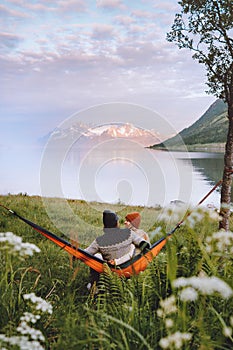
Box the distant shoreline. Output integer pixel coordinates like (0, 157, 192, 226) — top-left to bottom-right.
(149, 142, 226, 153)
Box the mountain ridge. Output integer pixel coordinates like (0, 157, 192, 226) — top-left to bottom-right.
(151, 99, 228, 150)
(39, 122, 161, 147)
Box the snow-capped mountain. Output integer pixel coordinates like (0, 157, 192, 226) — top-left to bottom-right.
(39, 122, 161, 147)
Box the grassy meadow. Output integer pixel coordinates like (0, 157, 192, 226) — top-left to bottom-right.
(0, 193, 233, 349)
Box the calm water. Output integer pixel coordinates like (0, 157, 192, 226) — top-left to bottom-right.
(1, 143, 225, 208)
(41, 138, 225, 208)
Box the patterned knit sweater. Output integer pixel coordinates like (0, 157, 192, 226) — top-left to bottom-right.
(85, 227, 147, 261)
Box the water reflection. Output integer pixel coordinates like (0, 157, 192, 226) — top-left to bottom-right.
(1, 144, 228, 208)
(61, 145, 224, 208)
(178, 152, 228, 203)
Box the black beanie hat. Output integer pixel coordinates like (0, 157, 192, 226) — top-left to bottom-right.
(103, 210, 119, 228)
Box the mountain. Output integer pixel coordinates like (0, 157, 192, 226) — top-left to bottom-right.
(39, 122, 161, 147)
(151, 99, 228, 150)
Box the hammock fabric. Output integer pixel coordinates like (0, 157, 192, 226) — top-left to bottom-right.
(0, 205, 176, 277)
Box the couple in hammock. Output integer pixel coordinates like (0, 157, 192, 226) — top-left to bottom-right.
(85, 210, 151, 287)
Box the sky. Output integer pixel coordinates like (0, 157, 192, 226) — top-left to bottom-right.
(0, 0, 217, 149)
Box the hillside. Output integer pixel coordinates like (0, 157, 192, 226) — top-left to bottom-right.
(151, 99, 228, 150)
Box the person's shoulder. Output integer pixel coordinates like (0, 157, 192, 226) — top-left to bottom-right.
(119, 227, 131, 234)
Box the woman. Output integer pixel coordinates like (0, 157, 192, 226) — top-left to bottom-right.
(109, 211, 150, 265)
(125, 212, 150, 243)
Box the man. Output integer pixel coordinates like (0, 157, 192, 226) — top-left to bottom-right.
(85, 209, 150, 288)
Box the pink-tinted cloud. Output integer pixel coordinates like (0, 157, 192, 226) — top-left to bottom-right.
(91, 23, 116, 40)
(131, 9, 157, 20)
(114, 15, 135, 25)
(0, 0, 217, 140)
(96, 0, 126, 11)
(0, 3, 30, 18)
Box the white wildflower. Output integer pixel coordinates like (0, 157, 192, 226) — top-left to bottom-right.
(206, 231, 233, 254)
(157, 295, 177, 317)
(24, 293, 38, 303)
(157, 309, 163, 318)
(0, 296, 50, 350)
(17, 322, 45, 342)
(173, 276, 233, 299)
(186, 210, 204, 228)
(186, 207, 220, 228)
(165, 318, 174, 328)
(179, 287, 198, 302)
(159, 337, 170, 349)
(158, 205, 188, 224)
(0, 334, 8, 341)
(0, 232, 40, 257)
(205, 244, 212, 253)
(0, 232, 22, 245)
(6, 335, 44, 350)
(0, 334, 44, 350)
(20, 312, 41, 324)
(223, 326, 232, 338)
(23, 293, 53, 314)
(159, 331, 192, 349)
(20, 242, 41, 256)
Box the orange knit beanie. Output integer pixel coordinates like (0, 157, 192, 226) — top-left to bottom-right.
(125, 212, 141, 229)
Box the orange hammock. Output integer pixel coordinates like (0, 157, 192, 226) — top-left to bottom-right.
(0, 204, 176, 277)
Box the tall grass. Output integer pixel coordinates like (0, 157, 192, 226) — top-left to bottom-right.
(0, 194, 233, 349)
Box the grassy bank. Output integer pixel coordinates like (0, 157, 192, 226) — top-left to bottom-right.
(0, 194, 233, 349)
(150, 143, 225, 153)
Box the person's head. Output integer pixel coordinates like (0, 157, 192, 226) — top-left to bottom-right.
(125, 212, 141, 229)
(103, 210, 119, 228)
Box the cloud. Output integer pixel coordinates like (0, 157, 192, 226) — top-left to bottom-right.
(0, 0, 216, 140)
(0, 3, 29, 18)
(0, 40, 209, 130)
(56, 0, 87, 13)
(131, 9, 158, 20)
(4, 0, 87, 15)
(96, 0, 126, 11)
(91, 23, 116, 40)
(0, 32, 23, 52)
(114, 15, 135, 25)
(153, 1, 180, 12)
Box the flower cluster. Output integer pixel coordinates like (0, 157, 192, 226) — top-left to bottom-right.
(23, 293, 53, 314)
(158, 205, 188, 225)
(0, 232, 41, 257)
(157, 295, 177, 318)
(159, 331, 192, 349)
(16, 322, 45, 342)
(0, 334, 44, 350)
(158, 205, 220, 229)
(157, 295, 191, 349)
(173, 275, 233, 300)
(205, 230, 233, 254)
(0, 293, 53, 350)
(186, 206, 220, 228)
